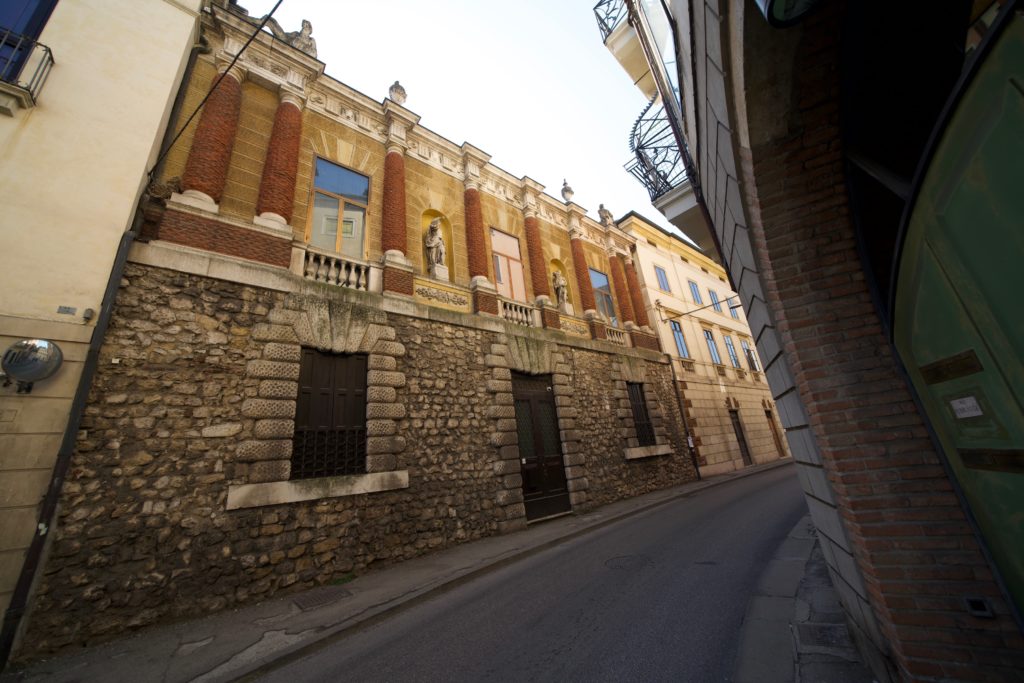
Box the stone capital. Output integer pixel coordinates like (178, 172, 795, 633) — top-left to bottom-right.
(461, 142, 491, 188)
(279, 88, 305, 109)
(215, 58, 246, 84)
(384, 100, 420, 152)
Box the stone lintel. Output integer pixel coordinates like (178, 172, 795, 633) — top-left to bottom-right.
(226, 470, 410, 509)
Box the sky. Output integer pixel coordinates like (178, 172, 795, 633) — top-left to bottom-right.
(238, 0, 681, 235)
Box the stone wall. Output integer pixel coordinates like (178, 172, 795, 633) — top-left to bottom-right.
(20, 260, 695, 657)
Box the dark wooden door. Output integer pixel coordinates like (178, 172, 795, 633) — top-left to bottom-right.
(729, 409, 753, 466)
(512, 372, 570, 520)
(291, 349, 367, 479)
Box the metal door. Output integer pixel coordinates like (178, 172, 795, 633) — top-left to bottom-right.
(512, 372, 571, 520)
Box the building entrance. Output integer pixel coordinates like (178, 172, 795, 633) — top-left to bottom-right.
(512, 372, 571, 520)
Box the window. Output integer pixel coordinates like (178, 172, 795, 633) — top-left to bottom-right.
(308, 158, 369, 259)
(724, 335, 741, 368)
(0, 0, 57, 88)
(709, 289, 722, 312)
(491, 228, 527, 302)
(291, 349, 367, 480)
(730, 300, 741, 319)
(704, 329, 722, 365)
(670, 320, 689, 358)
(688, 280, 703, 304)
(627, 382, 656, 447)
(590, 268, 618, 327)
(741, 339, 761, 371)
(655, 266, 671, 292)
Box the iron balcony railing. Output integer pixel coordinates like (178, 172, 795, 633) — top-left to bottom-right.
(626, 96, 688, 201)
(594, 0, 628, 42)
(0, 27, 54, 106)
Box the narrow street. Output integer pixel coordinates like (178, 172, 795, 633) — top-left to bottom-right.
(255, 466, 806, 683)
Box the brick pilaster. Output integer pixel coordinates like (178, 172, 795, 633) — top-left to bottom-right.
(570, 232, 596, 314)
(182, 66, 243, 205)
(609, 252, 636, 325)
(255, 93, 303, 224)
(464, 187, 487, 280)
(624, 255, 650, 328)
(381, 148, 407, 256)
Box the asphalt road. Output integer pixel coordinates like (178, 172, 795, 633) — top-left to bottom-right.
(257, 465, 806, 683)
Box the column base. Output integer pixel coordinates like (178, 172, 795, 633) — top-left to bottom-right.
(172, 190, 219, 215)
(630, 329, 661, 352)
(382, 251, 414, 296)
(471, 278, 499, 316)
(584, 311, 606, 340)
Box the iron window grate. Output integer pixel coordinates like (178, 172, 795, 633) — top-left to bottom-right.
(627, 382, 656, 447)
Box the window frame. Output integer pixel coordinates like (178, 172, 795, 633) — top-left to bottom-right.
(626, 382, 656, 447)
(305, 157, 370, 258)
(669, 320, 690, 358)
(654, 265, 671, 292)
(741, 339, 761, 371)
(688, 280, 703, 304)
(490, 227, 527, 302)
(709, 289, 723, 312)
(724, 334, 741, 368)
(589, 267, 619, 327)
(703, 329, 723, 365)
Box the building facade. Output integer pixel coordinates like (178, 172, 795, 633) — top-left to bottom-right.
(10, 3, 698, 658)
(0, 0, 203, 664)
(597, 1, 1024, 680)
(621, 212, 789, 475)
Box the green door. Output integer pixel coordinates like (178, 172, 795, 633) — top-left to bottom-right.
(894, 11, 1024, 611)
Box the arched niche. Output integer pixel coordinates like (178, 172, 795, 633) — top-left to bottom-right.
(421, 210, 454, 278)
(549, 258, 575, 316)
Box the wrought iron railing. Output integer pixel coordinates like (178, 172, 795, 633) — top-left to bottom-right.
(594, 0, 628, 42)
(626, 97, 688, 201)
(0, 27, 54, 106)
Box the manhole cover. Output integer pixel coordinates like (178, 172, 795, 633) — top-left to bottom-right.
(293, 585, 352, 612)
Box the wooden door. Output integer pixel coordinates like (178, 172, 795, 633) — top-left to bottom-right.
(730, 409, 753, 466)
(512, 372, 571, 520)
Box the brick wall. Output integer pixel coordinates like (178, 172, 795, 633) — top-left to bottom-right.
(157, 208, 291, 268)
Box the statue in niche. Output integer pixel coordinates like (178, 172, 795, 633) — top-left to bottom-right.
(552, 271, 568, 310)
(598, 203, 615, 229)
(261, 17, 318, 58)
(425, 218, 449, 281)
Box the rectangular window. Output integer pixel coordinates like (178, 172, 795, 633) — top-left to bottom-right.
(627, 382, 656, 447)
(709, 289, 722, 312)
(724, 335, 741, 368)
(688, 280, 703, 304)
(654, 265, 671, 292)
(0, 0, 57, 83)
(491, 228, 527, 302)
(704, 329, 722, 365)
(741, 339, 761, 371)
(670, 320, 689, 358)
(590, 268, 618, 327)
(308, 158, 369, 259)
(730, 299, 741, 319)
(291, 349, 367, 480)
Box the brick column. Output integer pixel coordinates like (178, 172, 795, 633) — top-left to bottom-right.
(569, 225, 603, 339)
(181, 63, 244, 210)
(624, 254, 660, 351)
(255, 91, 303, 227)
(609, 250, 636, 325)
(521, 177, 558, 329)
(381, 101, 419, 296)
(462, 144, 497, 315)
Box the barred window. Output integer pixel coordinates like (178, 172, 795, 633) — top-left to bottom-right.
(291, 349, 367, 480)
(626, 382, 656, 447)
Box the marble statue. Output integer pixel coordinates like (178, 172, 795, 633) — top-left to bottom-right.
(598, 203, 615, 228)
(261, 17, 317, 58)
(425, 219, 446, 266)
(552, 270, 568, 308)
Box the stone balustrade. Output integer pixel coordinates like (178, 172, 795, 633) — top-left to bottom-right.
(499, 298, 537, 327)
(605, 326, 629, 347)
(302, 248, 379, 292)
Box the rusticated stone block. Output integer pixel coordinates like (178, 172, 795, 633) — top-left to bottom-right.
(486, 379, 512, 393)
(483, 354, 506, 368)
(551, 373, 570, 385)
(365, 453, 397, 472)
(567, 477, 589, 492)
(254, 420, 294, 439)
(248, 460, 290, 483)
(502, 474, 523, 490)
(242, 398, 296, 419)
(491, 367, 511, 381)
(368, 355, 397, 371)
(201, 423, 242, 438)
(372, 341, 406, 357)
(557, 406, 579, 418)
(258, 380, 298, 399)
(365, 324, 396, 342)
(367, 386, 397, 403)
(555, 363, 572, 375)
(252, 323, 298, 342)
(262, 343, 302, 362)
(561, 441, 581, 454)
(267, 309, 300, 326)
(558, 418, 577, 430)
(367, 370, 406, 387)
(560, 429, 581, 442)
(246, 360, 300, 380)
(565, 465, 587, 480)
(554, 396, 573, 407)
(495, 489, 523, 506)
(366, 419, 397, 436)
(490, 431, 517, 447)
(498, 445, 520, 461)
(366, 435, 406, 455)
(490, 344, 509, 356)
(495, 418, 518, 432)
(563, 452, 585, 467)
(493, 459, 520, 475)
(487, 405, 516, 419)
(367, 402, 406, 419)
(569, 491, 588, 507)
(493, 392, 513, 406)
(236, 439, 293, 461)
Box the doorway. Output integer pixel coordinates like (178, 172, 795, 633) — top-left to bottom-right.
(512, 372, 571, 520)
(729, 409, 753, 466)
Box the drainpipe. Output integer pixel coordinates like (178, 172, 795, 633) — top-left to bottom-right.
(0, 27, 206, 672)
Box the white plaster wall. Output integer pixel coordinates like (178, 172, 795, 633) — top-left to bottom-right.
(0, 0, 201, 325)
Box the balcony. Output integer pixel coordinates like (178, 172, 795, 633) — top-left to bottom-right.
(626, 97, 688, 202)
(0, 28, 54, 115)
(594, 0, 627, 42)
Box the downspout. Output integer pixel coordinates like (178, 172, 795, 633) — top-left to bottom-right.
(0, 25, 206, 671)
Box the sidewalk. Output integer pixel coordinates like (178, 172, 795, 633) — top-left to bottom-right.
(5, 459, 794, 683)
(733, 514, 877, 683)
